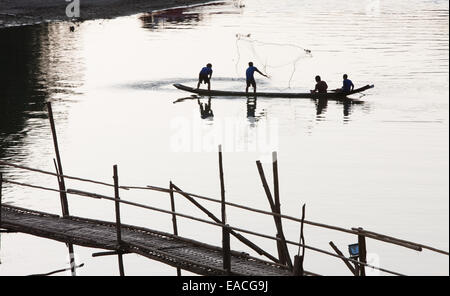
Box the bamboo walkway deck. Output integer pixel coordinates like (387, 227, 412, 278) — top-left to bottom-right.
(1, 204, 293, 276)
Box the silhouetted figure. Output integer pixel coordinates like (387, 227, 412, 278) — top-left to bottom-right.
(245, 62, 268, 94)
(315, 98, 328, 116)
(342, 74, 354, 93)
(311, 75, 328, 93)
(343, 99, 352, 117)
(197, 63, 213, 91)
(69, 26, 75, 32)
(198, 98, 214, 119)
(246, 97, 257, 118)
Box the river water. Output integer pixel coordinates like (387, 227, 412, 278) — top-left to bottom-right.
(0, 0, 448, 275)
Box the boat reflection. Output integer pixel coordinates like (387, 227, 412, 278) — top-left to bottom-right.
(140, 8, 202, 30)
(313, 97, 365, 122)
(140, 1, 240, 30)
(173, 94, 365, 125)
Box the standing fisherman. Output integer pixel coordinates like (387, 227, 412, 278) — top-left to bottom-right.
(245, 62, 268, 94)
(197, 63, 213, 91)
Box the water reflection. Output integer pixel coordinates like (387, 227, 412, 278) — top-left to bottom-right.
(315, 98, 328, 117)
(0, 25, 47, 161)
(140, 8, 202, 30)
(198, 97, 214, 119)
(0, 23, 83, 161)
(140, 1, 239, 30)
(313, 97, 366, 122)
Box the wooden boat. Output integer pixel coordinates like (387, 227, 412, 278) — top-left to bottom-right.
(173, 83, 374, 100)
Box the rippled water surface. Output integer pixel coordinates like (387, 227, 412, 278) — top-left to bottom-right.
(0, 0, 448, 275)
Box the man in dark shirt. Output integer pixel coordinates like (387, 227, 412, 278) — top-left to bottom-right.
(311, 75, 328, 93)
(245, 62, 268, 93)
(342, 74, 354, 93)
(197, 63, 213, 90)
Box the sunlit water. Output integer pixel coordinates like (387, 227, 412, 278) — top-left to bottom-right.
(0, 0, 448, 276)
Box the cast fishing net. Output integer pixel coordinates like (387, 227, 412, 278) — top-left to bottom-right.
(234, 34, 312, 89)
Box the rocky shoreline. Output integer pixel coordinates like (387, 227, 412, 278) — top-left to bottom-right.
(0, 0, 215, 28)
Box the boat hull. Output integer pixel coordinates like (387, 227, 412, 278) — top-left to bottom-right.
(173, 84, 374, 100)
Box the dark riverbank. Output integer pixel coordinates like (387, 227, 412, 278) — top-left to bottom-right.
(0, 0, 216, 28)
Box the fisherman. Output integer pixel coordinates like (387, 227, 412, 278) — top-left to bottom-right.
(197, 63, 213, 91)
(311, 75, 328, 93)
(341, 74, 354, 93)
(245, 62, 268, 94)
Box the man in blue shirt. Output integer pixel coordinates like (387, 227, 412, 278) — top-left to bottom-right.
(342, 74, 354, 93)
(246, 62, 268, 94)
(197, 63, 213, 91)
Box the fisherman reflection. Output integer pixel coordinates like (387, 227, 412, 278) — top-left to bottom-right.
(198, 97, 214, 119)
(343, 99, 352, 117)
(315, 98, 328, 116)
(246, 97, 257, 118)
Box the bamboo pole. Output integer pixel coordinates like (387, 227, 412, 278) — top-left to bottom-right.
(0, 159, 446, 255)
(218, 145, 226, 225)
(357, 227, 367, 276)
(295, 204, 306, 276)
(3, 184, 405, 275)
(256, 160, 292, 269)
(92, 251, 129, 257)
(271, 152, 292, 268)
(53, 159, 76, 276)
(169, 181, 181, 276)
(218, 146, 231, 274)
(28, 263, 85, 276)
(47, 102, 69, 216)
(223, 224, 231, 274)
(329, 241, 357, 276)
(113, 165, 125, 276)
(171, 183, 279, 263)
(47, 103, 76, 276)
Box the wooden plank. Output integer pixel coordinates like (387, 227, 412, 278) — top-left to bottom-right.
(1, 205, 292, 276)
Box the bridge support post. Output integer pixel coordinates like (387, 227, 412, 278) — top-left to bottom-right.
(169, 181, 181, 276)
(357, 228, 367, 276)
(218, 145, 226, 225)
(222, 224, 231, 274)
(47, 102, 76, 276)
(256, 158, 292, 269)
(113, 165, 125, 276)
